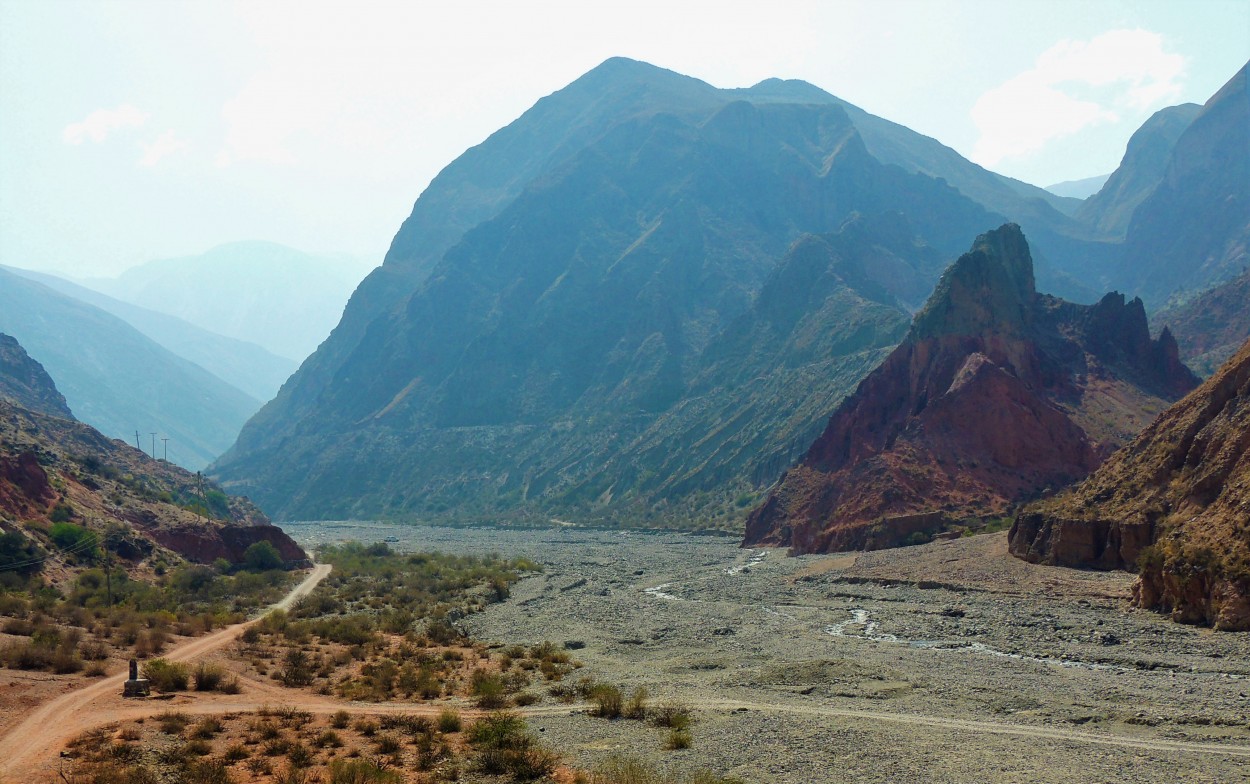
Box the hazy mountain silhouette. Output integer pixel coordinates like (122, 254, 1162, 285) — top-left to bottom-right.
(5, 266, 295, 401)
(1044, 174, 1111, 200)
(0, 268, 260, 470)
(1077, 104, 1202, 239)
(1113, 64, 1248, 307)
(82, 241, 373, 363)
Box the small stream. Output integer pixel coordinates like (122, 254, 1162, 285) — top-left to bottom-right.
(820, 607, 1245, 676)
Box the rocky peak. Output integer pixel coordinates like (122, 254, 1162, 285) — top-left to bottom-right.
(911, 224, 1035, 341)
(744, 225, 1199, 555)
(0, 333, 73, 420)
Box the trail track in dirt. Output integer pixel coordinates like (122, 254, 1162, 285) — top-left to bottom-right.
(0, 563, 330, 782)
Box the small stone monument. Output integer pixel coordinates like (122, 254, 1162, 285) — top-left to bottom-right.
(122, 658, 150, 698)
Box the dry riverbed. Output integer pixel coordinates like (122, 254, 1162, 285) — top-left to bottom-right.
(285, 522, 1250, 784)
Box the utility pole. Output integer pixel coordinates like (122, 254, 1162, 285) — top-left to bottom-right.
(134, 431, 141, 450)
(161, 438, 169, 462)
(150, 433, 157, 459)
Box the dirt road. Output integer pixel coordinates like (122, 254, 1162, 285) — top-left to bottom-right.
(0, 563, 330, 782)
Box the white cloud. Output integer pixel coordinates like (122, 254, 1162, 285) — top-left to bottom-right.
(62, 104, 149, 145)
(971, 29, 1185, 167)
(139, 130, 190, 167)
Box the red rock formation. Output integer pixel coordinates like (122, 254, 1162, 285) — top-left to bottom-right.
(0, 451, 55, 520)
(147, 523, 308, 566)
(744, 224, 1198, 554)
(1011, 338, 1250, 630)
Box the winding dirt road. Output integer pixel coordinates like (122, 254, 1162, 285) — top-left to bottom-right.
(0, 563, 330, 783)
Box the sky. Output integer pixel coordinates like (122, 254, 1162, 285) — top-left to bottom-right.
(1, 0, 1247, 277)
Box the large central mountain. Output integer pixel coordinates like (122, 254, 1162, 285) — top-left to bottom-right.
(211, 59, 1104, 524)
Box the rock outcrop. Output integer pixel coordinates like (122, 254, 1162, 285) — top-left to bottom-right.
(744, 224, 1199, 555)
(0, 333, 74, 419)
(1010, 339, 1250, 630)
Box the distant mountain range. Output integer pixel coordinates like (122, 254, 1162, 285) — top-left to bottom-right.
(0, 268, 260, 471)
(79, 241, 374, 363)
(1044, 174, 1110, 200)
(4, 266, 294, 402)
(207, 56, 1247, 530)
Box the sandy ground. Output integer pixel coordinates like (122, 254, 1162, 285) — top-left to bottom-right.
(0, 564, 331, 783)
(7, 525, 1250, 783)
(286, 522, 1250, 784)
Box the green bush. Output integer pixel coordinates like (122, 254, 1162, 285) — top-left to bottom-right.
(437, 708, 462, 733)
(590, 683, 623, 718)
(0, 531, 45, 576)
(143, 659, 190, 692)
(48, 522, 98, 561)
(243, 541, 284, 572)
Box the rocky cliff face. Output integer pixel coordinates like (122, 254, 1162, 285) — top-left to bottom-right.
(1154, 268, 1250, 377)
(744, 224, 1199, 554)
(0, 333, 73, 419)
(1010, 339, 1250, 630)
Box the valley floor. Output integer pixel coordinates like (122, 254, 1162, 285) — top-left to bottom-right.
(288, 522, 1250, 784)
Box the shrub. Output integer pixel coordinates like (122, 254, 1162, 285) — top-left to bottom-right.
(374, 734, 401, 754)
(189, 717, 222, 739)
(590, 684, 623, 718)
(49, 521, 98, 562)
(328, 758, 400, 784)
(650, 702, 691, 731)
(314, 730, 343, 748)
(223, 744, 250, 762)
(243, 541, 284, 572)
(280, 647, 314, 687)
(330, 710, 351, 729)
(666, 729, 692, 750)
(437, 708, 462, 733)
(193, 661, 227, 691)
(156, 711, 190, 734)
(472, 669, 508, 709)
(625, 687, 648, 720)
(143, 659, 190, 692)
(0, 531, 45, 576)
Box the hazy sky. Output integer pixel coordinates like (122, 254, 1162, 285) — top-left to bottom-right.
(1, 0, 1246, 277)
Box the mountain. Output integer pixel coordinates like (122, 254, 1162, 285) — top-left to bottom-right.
(0, 268, 260, 471)
(0, 390, 305, 568)
(742, 225, 1198, 554)
(83, 241, 373, 363)
(0, 333, 73, 419)
(1044, 174, 1111, 200)
(214, 56, 1070, 523)
(4, 266, 295, 401)
(1153, 268, 1250, 377)
(277, 58, 1102, 491)
(1113, 64, 1248, 308)
(1076, 104, 1201, 238)
(1010, 338, 1250, 631)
